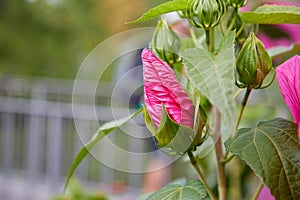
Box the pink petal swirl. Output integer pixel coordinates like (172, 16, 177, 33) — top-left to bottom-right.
(142, 48, 194, 129)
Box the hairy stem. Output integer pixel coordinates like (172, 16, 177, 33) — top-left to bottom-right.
(251, 182, 264, 200)
(187, 151, 216, 200)
(213, 107, 227, 200)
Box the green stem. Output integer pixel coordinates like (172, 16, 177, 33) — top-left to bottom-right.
(205, 28, 215, 52)
(226, 8, 239, 36)
(236, 88, 252, 129)
(251, 182, 264, 200)
(224, 88, 253, 164)
(205, 29, 210, 51)
(206, 26, 226, 200)
(221, 154, 235, 164)
(187, 151, 216, 200)
(210, 28, 215, 53)
(229, 159, 242, 200)
(213, 108, 227, 200)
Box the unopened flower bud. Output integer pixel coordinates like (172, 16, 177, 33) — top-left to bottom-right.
(151, 19, 181, 66)
(229, 0, 247, 8)
(142, 48, 208, 154)
(188, 0, 227, 29)
(236, 32, 272, 89)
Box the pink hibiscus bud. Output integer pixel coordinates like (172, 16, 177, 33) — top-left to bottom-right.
(276, 55, 300, 138)
(142, 48, 205, 154)
(142, 48, 195, 129)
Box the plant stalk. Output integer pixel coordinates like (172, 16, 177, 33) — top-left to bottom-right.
(224, 88, 253, 163)
(187, 151, 216, 200)
(207, 27, 226, 200)
(205, 28, 215, 53)
(213, 107, 227, 200)
(205, 29, 210, 52)
(251, 182, 264, 200)
(226, 7, 239, 36)
(236, 88, 252, 129)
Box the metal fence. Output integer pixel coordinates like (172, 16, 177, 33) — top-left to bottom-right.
(0, 76, 157, 200)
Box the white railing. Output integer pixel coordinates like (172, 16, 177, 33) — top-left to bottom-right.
(0, 76, 151, 200)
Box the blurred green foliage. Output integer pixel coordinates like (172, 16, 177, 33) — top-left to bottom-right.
(0, 0, 165, 78)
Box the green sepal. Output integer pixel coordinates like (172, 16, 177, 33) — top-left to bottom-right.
(143, 105, 157, 135)
(144, 105, 206, 155)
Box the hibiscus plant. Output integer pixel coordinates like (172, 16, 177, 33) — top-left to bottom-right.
(65, 0, 300, 199)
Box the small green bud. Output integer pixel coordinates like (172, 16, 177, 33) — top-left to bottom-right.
(150, 19, 181, 66)
(188, 0, 227, 29)
(229, 0, 247, 8)
(236, 32, 272, 89)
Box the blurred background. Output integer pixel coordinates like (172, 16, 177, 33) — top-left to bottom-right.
(0, 1, 172, 200)
(0, 0, 163, 78)
(0, 0, 299, 200)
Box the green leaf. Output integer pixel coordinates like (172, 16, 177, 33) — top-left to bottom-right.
(241, 5, 300, 24)
(127, 0, 188, 24)
(225, 118, 300, 200)
(147, 180, 209, 200)
(181, 31, 237, 134)
(64, 107, 143, 192)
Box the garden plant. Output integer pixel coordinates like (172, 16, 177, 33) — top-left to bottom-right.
(65, 0, 300, 199)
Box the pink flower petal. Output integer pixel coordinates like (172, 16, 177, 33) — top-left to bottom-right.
(142, 48, 194, 129)
(276, 55, 300, 137)
(258, 186, 275, 200)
